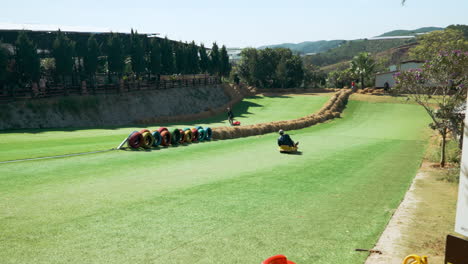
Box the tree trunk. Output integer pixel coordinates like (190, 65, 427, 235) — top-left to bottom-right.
(361, 75, 364, 90)
(440, 129, 447, 167)
(459, 119, 464, 150)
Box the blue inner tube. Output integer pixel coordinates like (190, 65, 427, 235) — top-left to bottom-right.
(204, 127, 212, 140)
(196, 126, 204, 130)
(152, 131, 162, 146)
(197, 128, 206, 141)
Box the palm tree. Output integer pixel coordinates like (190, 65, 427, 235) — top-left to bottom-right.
(350, 52, 375, 90)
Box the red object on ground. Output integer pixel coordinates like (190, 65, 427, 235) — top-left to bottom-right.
(191, 128, 199, 142)
(179, 129, 185, 143)
(262, 255, 296, 264)
(232, 121, 241, 126)
(158, 127, 168, 133)
(128, 132, 143, 149)
(160, 130, 171, 146)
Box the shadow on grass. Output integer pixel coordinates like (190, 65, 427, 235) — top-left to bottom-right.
(280, 151, 303, 155)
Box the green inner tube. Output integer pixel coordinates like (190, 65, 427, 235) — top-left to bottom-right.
(204, 127, 212, 140)
(197, 128, 206, 141)
(171, 128, 181, 145)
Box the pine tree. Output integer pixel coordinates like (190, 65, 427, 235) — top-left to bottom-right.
(210, 42, 220, 75)
(53, 30, 76, 84)
(15, 31, 41, 84)
(0, 42, 8, 86)
(219, 45, 231, 77)
(130, 30, 145, 77)
(149, 39, 162, 77)
(199, 44, 209, 74)
(84, 35, 99, 81)
(107, 33, 125, 77)
(160, 37, 174, 74)
(188, 41, 200, 74)
(175, 43, 186, 74)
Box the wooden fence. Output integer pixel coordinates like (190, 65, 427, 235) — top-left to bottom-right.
(0, 76, 221, 103)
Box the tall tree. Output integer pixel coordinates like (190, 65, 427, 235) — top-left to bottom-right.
(350, 52, 375, 89)
(187, 41, 200, 74)
(219, 45, 231, 77)
(130, 30, 145, 77)
(174, 43, 187, 74)
(84, 35, 99, 82)
(0, 42, 9, 87)
(210, 42, 220, 75)
(15, 31, 40, 84)
(107, 33, 125, 78)
(160, 37, 174, 74)
(394, 51, 468, 167)
(53, 30, 76, 84)
(199, 44, 209, 73)
(149, 39, 162, 77)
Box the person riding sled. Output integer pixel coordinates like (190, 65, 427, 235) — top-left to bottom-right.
(278, 129, 299, 152)
(227, 107, 234, 125)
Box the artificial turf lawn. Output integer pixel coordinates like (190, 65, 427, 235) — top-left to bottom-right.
(0, 99, 430, 264)
(0, 94, 330, 162)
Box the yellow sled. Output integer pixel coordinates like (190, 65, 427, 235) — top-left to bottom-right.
(279, 145, 298, 153)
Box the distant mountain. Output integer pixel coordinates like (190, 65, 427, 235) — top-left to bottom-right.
(376, 27, 444, 37)
(258, 40, 345, 54)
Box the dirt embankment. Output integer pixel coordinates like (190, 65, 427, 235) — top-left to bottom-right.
(0, 84, 242, 130)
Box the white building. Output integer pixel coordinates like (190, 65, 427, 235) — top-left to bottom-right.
(227, 48, 242, 64)
(375, 60, 424, 88)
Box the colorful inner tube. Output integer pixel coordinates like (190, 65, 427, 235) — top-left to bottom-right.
(151, 130, 162, 146)
(171, 128, 181, 145)
(191, 128, 199, 142)
(158, 127, 169, 133)
(197, 128, 206, 141)
(184, 130, 192, 143)
(139, 129, 151, 134)
(178, 129, 185, 143)
(141, 131, 155, 149)
(128, 131, 143, 149)
(204, 127, 212, 140)
(160, 130, 171, 146)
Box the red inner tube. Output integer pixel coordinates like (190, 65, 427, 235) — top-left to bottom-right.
(128, 132, 143, 149)
(191, 128, 199, 142)
(160, 130, 171, 146)
(158, 127, 168, 133)
(179, 129, 185, 143)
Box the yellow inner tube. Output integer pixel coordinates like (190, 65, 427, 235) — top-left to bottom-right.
(184, 130, 192, 143)
(278, 145, 298, 152)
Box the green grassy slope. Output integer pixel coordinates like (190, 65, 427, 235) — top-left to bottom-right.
(0, 99, 430, 264)
(0, 94, 330, 162)
(304, 38, 415, 67)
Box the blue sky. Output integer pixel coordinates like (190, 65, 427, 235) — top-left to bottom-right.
(2, 0, 467, 47)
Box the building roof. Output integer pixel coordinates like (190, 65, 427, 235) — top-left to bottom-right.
(376, 70, 398, 76)
(401, 60, 424, 64)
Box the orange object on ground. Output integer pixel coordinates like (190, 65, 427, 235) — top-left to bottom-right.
(262, 255, 296, 264)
